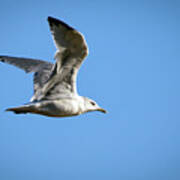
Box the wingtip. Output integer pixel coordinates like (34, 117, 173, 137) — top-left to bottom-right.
(47, 16, 74, 30)
(47, 16, 54, 22)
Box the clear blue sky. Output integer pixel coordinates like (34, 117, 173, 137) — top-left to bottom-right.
(0, 0, 179, 179)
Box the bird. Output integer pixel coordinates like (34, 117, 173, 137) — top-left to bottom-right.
(0, 16, 106, 117)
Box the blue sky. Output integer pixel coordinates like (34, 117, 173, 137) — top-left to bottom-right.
(0, 0, 180, 179)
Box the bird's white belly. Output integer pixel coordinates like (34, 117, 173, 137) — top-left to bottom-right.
(34, 99, 82, 117)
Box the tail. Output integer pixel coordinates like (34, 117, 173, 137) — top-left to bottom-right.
(5, 104, 36, 114)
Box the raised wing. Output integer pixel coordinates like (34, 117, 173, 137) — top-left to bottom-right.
(0, 56, 53, 95)
(47, 16, 88, 61)
(36, 17, 88, 101)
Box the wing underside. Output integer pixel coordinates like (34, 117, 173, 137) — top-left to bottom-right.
(35, 17, 89, 100)
(0, 17, 89, 102)
(0, 56, 54, 95)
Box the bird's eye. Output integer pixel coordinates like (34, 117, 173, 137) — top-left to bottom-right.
(90, 101, 96, 106)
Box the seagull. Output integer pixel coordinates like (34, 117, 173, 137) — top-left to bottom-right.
(0, 17, 106, 117)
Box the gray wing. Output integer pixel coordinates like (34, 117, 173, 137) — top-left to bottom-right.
(0, 55, 50, 73)
(0, 56, 54, 95)
(36, 17, 88, 101)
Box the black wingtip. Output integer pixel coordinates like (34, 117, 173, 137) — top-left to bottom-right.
(47, 16, 74, 30)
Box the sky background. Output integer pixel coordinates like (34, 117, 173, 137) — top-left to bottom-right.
(0, 0, 180, 179)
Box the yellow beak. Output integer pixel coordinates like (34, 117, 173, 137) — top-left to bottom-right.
(98, 108, 107, 113)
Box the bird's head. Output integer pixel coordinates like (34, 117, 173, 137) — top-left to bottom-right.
(82, 97, 107, 114)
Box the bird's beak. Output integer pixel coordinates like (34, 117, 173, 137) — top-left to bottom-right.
(97, 108, 107, 113)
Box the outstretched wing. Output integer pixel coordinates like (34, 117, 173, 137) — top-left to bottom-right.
(37, 17, 88, 101)
(0, 56, 53, 94)
(0, 56, 49, 73)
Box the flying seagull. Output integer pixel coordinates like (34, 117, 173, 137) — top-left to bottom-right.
(0, 16, 106, 117)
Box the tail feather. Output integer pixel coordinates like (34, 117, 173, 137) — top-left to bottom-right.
(5, 104, 36, 114)
(6, 106, 29, 114)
